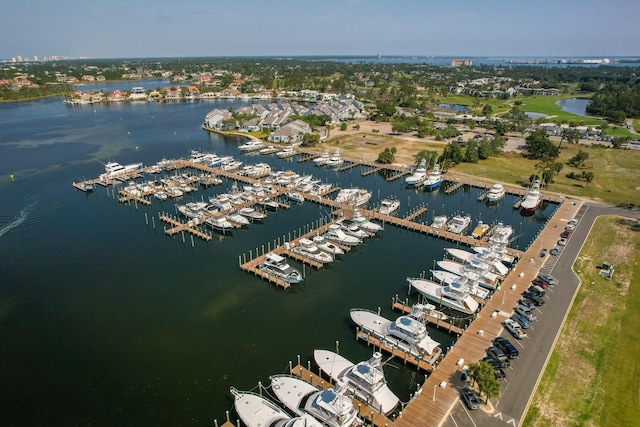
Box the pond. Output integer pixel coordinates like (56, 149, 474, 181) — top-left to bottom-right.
(555, 98, 592, 116)
(525, 112, 549, 120)
(436, 103, 470, 113)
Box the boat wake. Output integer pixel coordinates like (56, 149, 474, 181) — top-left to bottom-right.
(0, 200, 39, 238)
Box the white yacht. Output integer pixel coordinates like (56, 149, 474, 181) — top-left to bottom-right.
(237, 207, 267, 222)
(314, 350, 400, 415)
(260, 253, 303, 284)
(407, 277, 479, 315)
(154, 191, 168, 201)
(259, 145, 280, 155)
(349, 305, 441, 360)
(324, 149, 344, 168)
(286, 192, 305, 204)
(100, 161, 143, 180)
(226, 211, 250, 228)
(520, 179, 541, 212)
(405, 158, 427, 185)
(205, 215, 235, 232)
(336, 219, 369, 239)
(377, 197, 400, 215)
(292, 238, 334, 263)
(486, 183, 506, 203)
(238, 139, 265, 152)
(177, 201, 208, 219)
(209, 195, 234, 212)
(323, 224, 361, 246)
(276, 145, 296, 159)
(313, 150, 331, 166)
(437, 259, 500, 283)
(350, 209, 383, 233)
(229, 387, 293, 427)
(431, 215, 448, 229)
(447, 214, 471, 234)
(269, 375, 364, 427)
(220, 159, 243, 171)
(312, 235, 345, 256)
(447, 247, 509, 276)
(422, 163, 443, 190)
(334, 188, 372, 207)
(429, 270, 491, 299)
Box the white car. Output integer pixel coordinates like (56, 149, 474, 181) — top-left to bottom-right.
(558, 238, 568, 246)
(514, 304, 537, 322)
(503, 319, 527, 339)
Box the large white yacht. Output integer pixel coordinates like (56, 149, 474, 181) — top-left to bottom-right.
(314, 350, 400, 415)
(238, 139, 265, 152)
(313, 150, 330, 166)
(350, 209, 383, 233)
(334, 188, 372, 207)
(237, 207, 267, 223)
(486, 183, 506, 203)
(293, 238, 334, 263)
(520, 179, 541, 212)
(100, 161, 143, 180)
(377, 197, 400, 215)
(312, 235, 345, 256)
(269, 375, 364, 427)
(422, 163, 443, 190)
(349, 305, 441, 360)
(323, 224, 362, 246)
(230, 387, 323, 427)
(437, 259, 500, 283)
(407, 277, 479, 315)
(324, 149, 344, 168)
(447, 214, 472, 234)
(260, 253, 303, 284)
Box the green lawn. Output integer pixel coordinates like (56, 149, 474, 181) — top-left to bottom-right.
(454, 143, 640, 206)
(523, 216, 640, 427)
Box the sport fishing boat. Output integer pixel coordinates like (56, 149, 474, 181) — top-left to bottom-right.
(237, 207, 267, 223)
(350, 209, 383, 233)
(312, 235, 346, 256)
(323, 224, 361, 247)
(269, 375, 364, 427)
(99, 161, 143, 180)
(486, 183, 506, 203)
(520, 179, 541, 212)
(407, 277, 479, 315)
(431, 215, 448, 229)
(313, 350, 400, 415)
(260, 253, 303, 284)
(292, 238, 334, 263)
(422, 163, 443, 190)
(405, 158, 427, 185)
(447, 214, 471, 234)
(230, 387, 323, 427)
(377, 197, 400, 215)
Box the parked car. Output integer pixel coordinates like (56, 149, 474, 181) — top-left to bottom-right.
(511, 313, 531, 329)
(493, 336, 519, 359)
(460, 387, 482, 410)
(486, 345, 510, 368)
(550, 246, 561, 256)
(540, 248, 548, 257)
(503, 318, 527, 339)
(557, 238, 568, 246)
(481, 357, 507, 380)
(518, 297, 536, 309)
(522, 291, 546, 306)
(568, 219, 578, 227)
(514, 304, 537, 321)
(538, 273, 558, 286)
(565, 223, 576, 231)
(528, 285, 546, 297)
(532, 278, 550, 289)
(561, 230, 572, 238)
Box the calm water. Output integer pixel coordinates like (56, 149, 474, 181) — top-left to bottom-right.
(0, 97, 556, 426)
(555, 98, 592, 116)
(435, 104, 470, 113)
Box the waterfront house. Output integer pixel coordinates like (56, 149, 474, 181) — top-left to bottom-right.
(268, 119, 312, 143)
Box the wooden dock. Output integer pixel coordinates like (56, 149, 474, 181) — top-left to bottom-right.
(444, 180, 464, 194)
(361, 166, 383, 177)
(338, 162, 360, 172)
(385, 170, 409, 182)
(355, 330, 436, 372)
(158, 213, 212, 241)
(404, 206, 428, 222)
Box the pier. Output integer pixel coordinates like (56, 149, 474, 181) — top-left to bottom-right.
(158, 213, 213, 241)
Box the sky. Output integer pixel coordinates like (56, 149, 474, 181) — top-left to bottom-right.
(2, 0, 639, 60)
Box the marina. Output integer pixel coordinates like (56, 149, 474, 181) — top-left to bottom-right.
(1, 95, 566, 426)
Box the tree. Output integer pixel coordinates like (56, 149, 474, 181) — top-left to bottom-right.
(582, 171, 595, 187)
(568, 150, 589, 167)
(482, 104, 493, 116)
(442, 141, 464, 165)
(377, 147, 395, 164)
(560, 127, 580, 148)
(611, 136, 630, 149)
(535, 157, 562, 187)
(464, 140, 479, 163)
(414, 150, 437, 167)
(525, 129, 559, 160)
(340, 122, 347, 131)
(467, 362, 501, 403)
(301, 133, 319, 147)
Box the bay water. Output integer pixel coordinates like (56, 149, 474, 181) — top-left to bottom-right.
(0, 95, 555, 425)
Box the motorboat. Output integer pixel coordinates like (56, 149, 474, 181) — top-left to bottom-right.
(312, 235, 345, 256)
(520, 179, 541, 212)
(324, 149, 344, 168)
(472, 245, 515, 268)
(237, 207, 267, 223)
(431, 215, 448, 229)
(260, 253, 303, 284)
(205, 215, 235, 232)
(486, 183, 506, 203)
(208, 154, 233, 168)
(488, 222, 514, 246)
(377, 197, 400, 215)
(241, 163, 272, 178)
(334, 188, 372, 207)
(259, 197, 280, 211)
(405, 158, 427, 185)
(229, 387, 293, 427)
(437, 259, 500, 283)
(220, 159, 243, 171)
(429, 270, 491, 299)
(238, 139, 264, 152)
(259, 145, 280, 155)
(422, 163, 443, 190)
(154, 191, 167, 201)
(292, 238, 334, 263)
(313, 150, 330, 166)
(314, 350, 399, 415)
(407, 277, 479, 315)
(177, 201, 208, 219)
(350, 209, 383, 233)
(100, 161, 143, 180)
(323, 224, 361, 247)
(447, 214, 471, 234)
(336, 219, 369, 239)
(226, 211, 250, 227)
(471, 221, 489, 239)
(276, 145, 296, 159)
(349, 305, 441, 359)
(286, 192, 305, 204)
(269, 375, 364, 427)
(209, 195, 234, 212)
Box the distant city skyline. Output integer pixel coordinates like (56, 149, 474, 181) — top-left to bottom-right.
(2, 0, 639, 60)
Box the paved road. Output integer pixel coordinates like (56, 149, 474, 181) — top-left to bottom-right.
(443, 203, 639, 427)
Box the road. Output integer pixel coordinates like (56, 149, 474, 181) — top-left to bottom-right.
(442, 203, 639, 427)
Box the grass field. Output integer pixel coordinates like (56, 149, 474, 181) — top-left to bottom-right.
(523, 216, 640, 427)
